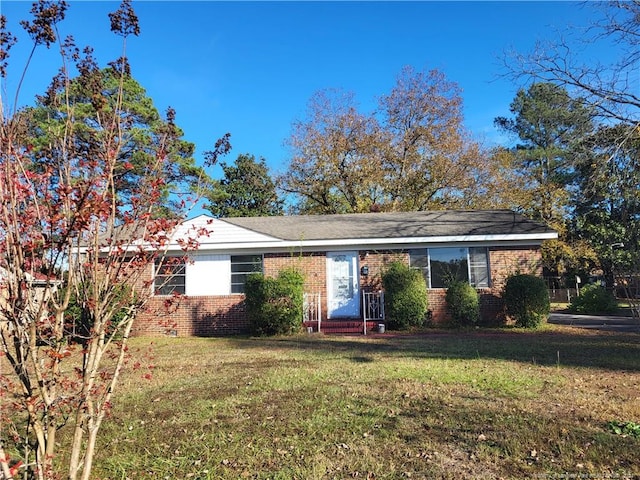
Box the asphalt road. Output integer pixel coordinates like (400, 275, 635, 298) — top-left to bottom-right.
(548, 312, 640, 333)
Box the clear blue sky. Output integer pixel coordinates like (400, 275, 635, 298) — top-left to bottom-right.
(2, 1, 608, 189)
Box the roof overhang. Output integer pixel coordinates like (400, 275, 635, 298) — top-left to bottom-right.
(160, 231, 558, 254)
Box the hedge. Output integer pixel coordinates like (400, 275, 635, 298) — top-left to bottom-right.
(503, 273, 550, 328)
(445, 281, 480, 327)
(245, 268, 304, 336)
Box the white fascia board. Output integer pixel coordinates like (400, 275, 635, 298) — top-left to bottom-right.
(161, 231, 558, 253)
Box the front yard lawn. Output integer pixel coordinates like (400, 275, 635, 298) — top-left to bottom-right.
(91, 325, 640, 479)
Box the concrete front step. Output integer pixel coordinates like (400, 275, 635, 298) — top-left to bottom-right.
(303, 320, 385, 335)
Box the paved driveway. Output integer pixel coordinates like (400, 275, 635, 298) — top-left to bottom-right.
(549, 312, 640, 333)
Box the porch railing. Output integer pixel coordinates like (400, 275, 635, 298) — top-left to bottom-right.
(363, 291, 385, 334)
(303, 292, 322, 332)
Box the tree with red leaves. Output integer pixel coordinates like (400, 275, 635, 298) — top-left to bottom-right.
(0, 2, 229, 479)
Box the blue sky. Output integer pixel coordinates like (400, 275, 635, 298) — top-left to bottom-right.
(2, 1, 608, 188)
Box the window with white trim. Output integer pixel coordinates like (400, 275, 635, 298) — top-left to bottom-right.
(230, 255, 263, 294)
(409, 247, 490, 288)
(468, 247, 490, 287)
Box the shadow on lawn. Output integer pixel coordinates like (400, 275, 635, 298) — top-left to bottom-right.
(225, 327, 640, 372)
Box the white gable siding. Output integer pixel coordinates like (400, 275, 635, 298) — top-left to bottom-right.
(172, 215, 277, 246)
(186, 254, 230, 296)
(199, 219, 277, 244)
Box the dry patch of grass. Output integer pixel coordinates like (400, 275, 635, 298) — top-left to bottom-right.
(20, 326, 640, 479)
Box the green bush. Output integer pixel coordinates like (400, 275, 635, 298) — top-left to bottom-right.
(445, 281, 480, 327)
(382, 261, 428, 330)
(569, 283, 618, 314)
(245, 268, 304, 336)
(503, 274, 550, 328)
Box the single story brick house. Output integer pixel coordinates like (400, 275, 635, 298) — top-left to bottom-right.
(134, 209, 557, 336)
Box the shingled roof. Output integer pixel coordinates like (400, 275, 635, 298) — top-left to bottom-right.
(222, 210, 555, 241)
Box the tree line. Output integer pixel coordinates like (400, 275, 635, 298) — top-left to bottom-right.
(5, 2, 636, 289)
(219, 76, 638, 291)
(213, 3, 640, 291)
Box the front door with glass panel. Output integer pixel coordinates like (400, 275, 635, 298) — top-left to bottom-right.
(326, 251, 360, 318)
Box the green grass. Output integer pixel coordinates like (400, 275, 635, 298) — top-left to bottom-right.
(31, 326, 640, 478)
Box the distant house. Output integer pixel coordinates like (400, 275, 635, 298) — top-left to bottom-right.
(0, 268, 60, 334)
(133, 210, 557, 336)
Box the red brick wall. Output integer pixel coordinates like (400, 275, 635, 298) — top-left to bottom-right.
(489, 246, 543, 289)
(136, 295, 247, 336)
(264, 252, 327, 319)
(134, 252, 328, 337)
(357, 246, 543, 327)
(132, 245, 543, 336)
(481, 245, 544, 325)
(264, 252, 326, 293)
(358, 250, 407, 292)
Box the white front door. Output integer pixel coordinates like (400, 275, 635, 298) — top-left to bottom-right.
(326, 251, 360, 319)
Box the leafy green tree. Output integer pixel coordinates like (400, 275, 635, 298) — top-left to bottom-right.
(506, 2, 640, 303)
(23, 62, 210, 217)
(572, 123, 640, 287)
(204, 153, 283, 217)
(495, 83, 600, 284)
(495, 82, 595, 232)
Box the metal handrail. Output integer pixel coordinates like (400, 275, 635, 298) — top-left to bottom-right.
(362, 291, 385, 334)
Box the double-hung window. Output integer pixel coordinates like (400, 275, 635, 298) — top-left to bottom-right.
(230, 255, 263, 294)
(154, 257, 186, 295)
(468, 247, 490, 287)
(409, 247, 490, 289)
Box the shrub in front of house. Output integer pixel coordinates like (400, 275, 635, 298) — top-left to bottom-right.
(445, 281, 480, 327)
(245, 268, 304, 336)
(503, 274, 550, 328)
(568, 283, 618, 314)
(382, 261, 428, 330)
